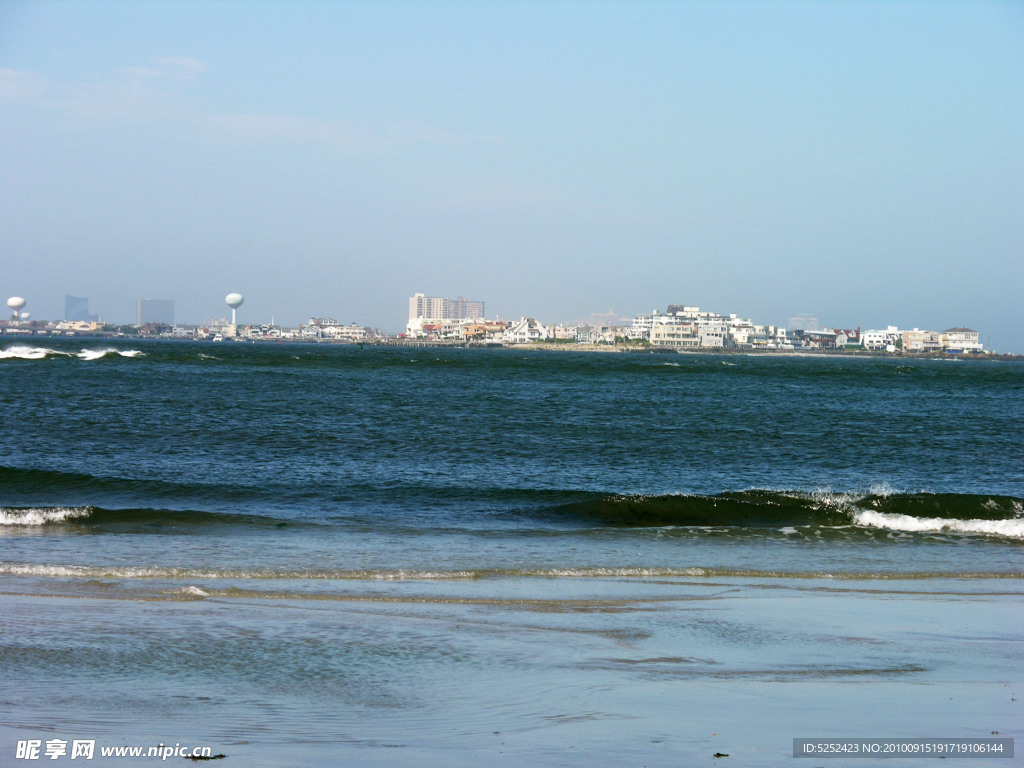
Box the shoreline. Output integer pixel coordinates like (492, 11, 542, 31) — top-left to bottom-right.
(1, 331, 1020, 361)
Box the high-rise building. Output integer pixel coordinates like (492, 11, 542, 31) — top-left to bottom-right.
(788, 314, 819, 332)
(409, 293, 447, 321)
(137, 298, 174, 325)
(65, 295, 99, 323)
(408, 293, 485, 321)
(448, 296, 485, 320)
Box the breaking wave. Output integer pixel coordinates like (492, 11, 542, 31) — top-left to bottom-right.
(851, 510, 1024, 538)
(0, 345, 144, 360)
(544, 490, 1024, 539)
(0, 504, 293, 529)
(2, 465, 1020, 541)
(0, 507, 93, 526)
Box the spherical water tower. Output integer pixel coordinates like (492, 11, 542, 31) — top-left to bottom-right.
(225, 293, 244, 325)
(7, 296, 26, 321)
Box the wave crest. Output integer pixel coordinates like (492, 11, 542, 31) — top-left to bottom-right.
(544, 490, 1024, 539)
(0, 506, 93, 526)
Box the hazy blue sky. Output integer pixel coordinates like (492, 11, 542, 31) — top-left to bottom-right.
(2, 1, 1022, 349)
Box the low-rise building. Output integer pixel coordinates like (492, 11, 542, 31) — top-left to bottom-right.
(902, 329, 943, 353)
(463, 320, 509, 341)
(697, 318, 728, 348)
(503, 318, 550, 344)
(323, 323, 370, 342)
(240, 324, 282, 339)
(861, 326, 902, 352)
(54, 320, 102, 332)
(942, 327, 983, 353)
(791, 328, 838, 349)
(835, 329, 861, 348)
(650, 322, 699, 348)
(548, 324, 574, 341)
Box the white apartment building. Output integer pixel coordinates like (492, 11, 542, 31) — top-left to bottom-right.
(650, 322, 699, 348)
(632, 308, 701, 341)
(409, 294, 447, 321)
(408, 293, 485, 322)
(638, 306, 736, 348)
(630, 312, 662, 339)
(697, 318, 728, 348)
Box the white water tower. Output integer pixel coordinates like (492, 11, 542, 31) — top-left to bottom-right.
(7, 296, 26, 321)
(225, 293, 244, 325)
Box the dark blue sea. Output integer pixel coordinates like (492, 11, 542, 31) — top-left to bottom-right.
(2, 341, 1021, 766)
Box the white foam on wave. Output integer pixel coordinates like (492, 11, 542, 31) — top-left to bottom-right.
(76, 348, 144, 360)
(0, 345, 68, 360)
(1, 563, 1019, 584)
(804, 484, 904, 509)
(853, 509, 1024, 539)
(806, 488, 864, 510)
(512, 566, 712, 578)
(866, 482, 900, 498)
(0, 564, 226, 578)
(0, 507, 92, 526)
(0, 346, 143, 361)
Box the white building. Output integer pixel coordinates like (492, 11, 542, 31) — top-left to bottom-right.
(54, 320, 98, 332)
(697, 318, 728, 348)
(323, 324, 370, 342)
(503, 318, 550, 344)
(835, 329, 861, 348)
(861, 326, 902, 352)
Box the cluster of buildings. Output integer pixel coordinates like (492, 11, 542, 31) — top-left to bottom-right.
(402, 294, 986, 354)
(0, 291, 987, 355)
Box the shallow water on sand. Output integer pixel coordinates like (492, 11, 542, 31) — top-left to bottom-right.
(2, 576, 1021, 767)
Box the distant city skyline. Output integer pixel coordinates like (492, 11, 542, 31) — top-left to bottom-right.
(3, 289, 997, 354)
(2, 1, 1021, 350)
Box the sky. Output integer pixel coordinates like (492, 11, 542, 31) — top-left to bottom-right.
(1, 0, 1022, 350)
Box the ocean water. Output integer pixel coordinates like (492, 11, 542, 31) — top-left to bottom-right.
(1, 342, 1021, 766)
